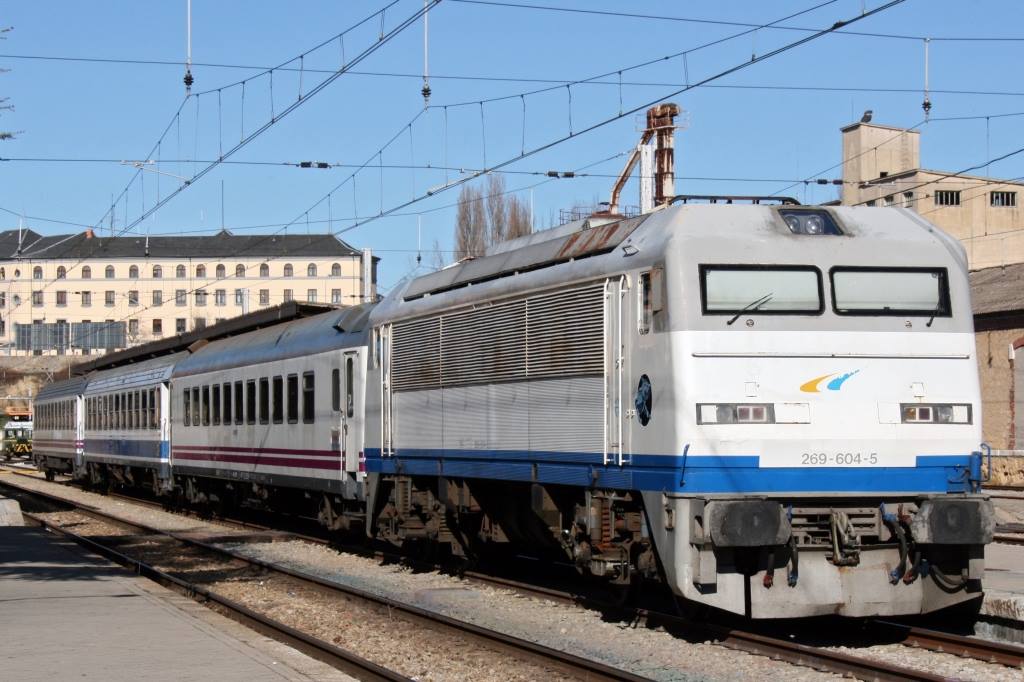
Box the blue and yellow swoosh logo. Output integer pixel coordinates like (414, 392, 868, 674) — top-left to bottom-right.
(800, 370, 860, 393)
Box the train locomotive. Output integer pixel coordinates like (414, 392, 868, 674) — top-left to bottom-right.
(32, 200, 995, 619)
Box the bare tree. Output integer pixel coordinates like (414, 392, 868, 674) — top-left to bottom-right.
(454, 184, 487, 259)
(506, 194, 532, 240)
(486, 174, 508, 245)
(430, 238, 446, 270)
(453, 175, 532, 260)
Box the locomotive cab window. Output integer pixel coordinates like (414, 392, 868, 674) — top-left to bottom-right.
(830, 267, 950, 318)
(700, 265, 823, 316)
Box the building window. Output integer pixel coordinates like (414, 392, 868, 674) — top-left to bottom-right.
(865, 200, 876, 207)
(934, 190, 961, 206)
(33, 266, 42, 279)
(194, 317, 207, 330)
(56, 266, 66, 279)
(0, 268, 5, 280)
(215, 264, 225, 279)
(991, 191, 1017, 207)
(128, 319, 139, 336)
(153, 265, 162, 278)
(259, 289, 270, 306)
(903, 191, 914, 207)
(331, 289, 342, 304)
(82, 266, 91, 279)
(129, 265, 139, 279)
(307, 263, 317, 277)
(283, 289, 293, 302)
(214, 289, 226, 306)
(153, 319, 163, 336)
(195, 290, 207, 306)
(883, 195, 894, 207)
(56, 291, 67, 307)
(307, 289, 317, 303)
(128, 290, 139, 306)
(105, 291, 115, 307)
(176, 318, 186, 334)
(235, 264, 245, 278)
(259, 263, 269, 278)
(153, 290, 163, 306)
(176, 289, 186, 306)
(176, 264, 186, 278)
(32, 291, 43, 306)
(105, 265, 115, 279)
(283, 263, 294, 278)
(331, 262, 341, 277)
(234, 289, 244, 306)
(81, 291, 91, 307)
(196, 264, 206, 278)
(0, 293, 5, 308)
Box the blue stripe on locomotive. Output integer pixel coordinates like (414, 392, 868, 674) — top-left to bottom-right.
(364, 448, 978, 494)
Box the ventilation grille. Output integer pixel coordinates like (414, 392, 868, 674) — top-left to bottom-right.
(391, 283, 604, 392)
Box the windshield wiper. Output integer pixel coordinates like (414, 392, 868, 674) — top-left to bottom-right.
(726, 293, 774, 326)
(925, 299, 944, 327)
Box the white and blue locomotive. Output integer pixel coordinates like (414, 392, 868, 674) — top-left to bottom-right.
(34, 201, 994, 619)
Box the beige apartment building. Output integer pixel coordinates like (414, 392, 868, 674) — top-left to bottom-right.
(840, 120, 1024, 270)
(0, 228, 377, 355)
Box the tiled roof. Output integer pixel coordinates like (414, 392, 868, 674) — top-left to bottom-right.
(0, 228, 364, 260)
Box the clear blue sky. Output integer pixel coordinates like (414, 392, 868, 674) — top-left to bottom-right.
(2, 0, 1024, 292)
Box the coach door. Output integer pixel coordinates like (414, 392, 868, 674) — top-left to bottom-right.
(340, 351, 363, 475)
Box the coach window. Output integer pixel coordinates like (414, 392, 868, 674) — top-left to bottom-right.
(246, 380, 256, 425)
(303, 372, 315, 424)
(136, 390, 142, 429)
(151, 388, 158, 428)
(259, 378, 270, 424)
(222, 383, 232, 425)
(129, 392, 135, 430)
(202, 386, 211, 426)
(284, 374, 298, 423)
(114, 394, 120, 430)
(212, 384, 221, 425)
(235, 381, 244, 425)
(700, 265, 823, 317)
(192, 387, 200, 427)
(183, 388, 191, 427)
(272, 376, 284, 424)
(332, 368, 341, 412)
(140, 391, 147, 429)
(344, 360, 354, 418)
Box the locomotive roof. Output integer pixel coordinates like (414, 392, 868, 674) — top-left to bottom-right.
(375, 203, 971, 331)
(171, 304, 373, 378)
(35, 375, 89, 402)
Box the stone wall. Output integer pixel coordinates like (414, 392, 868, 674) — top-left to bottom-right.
(975, 328, 1021, 450)
(0, 356, 85, 410)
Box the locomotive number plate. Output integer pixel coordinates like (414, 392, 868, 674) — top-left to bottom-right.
(800, 452, 878, 466)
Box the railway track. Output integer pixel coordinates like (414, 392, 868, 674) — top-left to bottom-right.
(4, 471, 1022, 681)
(0, 475, 650, 682)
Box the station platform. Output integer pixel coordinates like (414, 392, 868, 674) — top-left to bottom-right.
(0, 525, 351, 681)
(985, 492, 1024, 629)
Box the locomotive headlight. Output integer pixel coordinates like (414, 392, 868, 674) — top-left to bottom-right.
(900, 403, 971, 424)
(803, 214, 825, 234)
(778, 209, 842, 235)
(698, 403, 776, 424)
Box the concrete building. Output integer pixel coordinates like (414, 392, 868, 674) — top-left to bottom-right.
(0, 228, 377, 355)
(840, 121, 1024, 270)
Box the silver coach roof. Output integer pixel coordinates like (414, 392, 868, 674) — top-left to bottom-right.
(85, 351, 191, 395)
(172, 304, 373, 378)
(36, 375, 89, 402)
